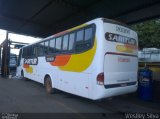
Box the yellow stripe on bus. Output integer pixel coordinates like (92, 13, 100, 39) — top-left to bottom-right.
(59, 38, 97, 72)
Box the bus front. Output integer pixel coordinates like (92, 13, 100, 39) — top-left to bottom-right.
(100, 19, 138, 98)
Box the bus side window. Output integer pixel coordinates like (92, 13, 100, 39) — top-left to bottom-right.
(76, 29, 84, 43)
(83, 27, 93, 49)
(38, 42, 44, 56)
(35, 44, 39, 56)
(36, 44, 40, 56)
(17, 49, 22, 66)
(32, 45, 37, 57)
(68, 33, 75, 51)
(24, 48, 26, 57)
(26, 47, 30, 57)
(29, 46, 32, 57)
(84, 27, 93, 41)
(75, 26, 93, 53)
(22, 48, 25, 58)
(75, 29, 85, 52)
(44, 41, 49, 55)
(24, 47, 27, 57)
(55, 37, 62, 53)
(62, 34, 69, 51)
(49, 38, 55, 54)
(30, 45, 33, 57)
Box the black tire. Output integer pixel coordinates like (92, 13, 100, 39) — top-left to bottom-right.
(21, 70, 29, 81)
(21, 70, 24, 78)
(44, 76, 54, 94)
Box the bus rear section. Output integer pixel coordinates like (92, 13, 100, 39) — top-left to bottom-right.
(100, 19, 138, 98)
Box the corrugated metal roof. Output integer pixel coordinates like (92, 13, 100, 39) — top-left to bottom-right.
(0, 0, 160, 38)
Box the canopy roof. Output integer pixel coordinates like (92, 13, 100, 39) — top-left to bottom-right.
(0, 0, 160, 37)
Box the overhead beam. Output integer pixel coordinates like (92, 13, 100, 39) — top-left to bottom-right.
(10, 41, 29, 45)
(0, 0, 160, 37)
(112, 0, 160, 23)
(0, 13, 49, 31)
(20, 0, 54, 29)
(115, 2, 160, 24)
(47, 0, 104, 34)
(54, 0, 79, 11)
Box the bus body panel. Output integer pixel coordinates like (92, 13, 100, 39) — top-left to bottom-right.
(87, 19, 104, 99)
(58, 71, 89, 98)
(90, 85, 137, 100)
(104, 55, 138, 85)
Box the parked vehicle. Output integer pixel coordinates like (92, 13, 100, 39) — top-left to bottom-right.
(9, 53, 17, 70)
(17, 18, 138, 100)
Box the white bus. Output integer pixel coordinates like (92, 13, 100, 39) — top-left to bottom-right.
(17, 18, 138, 100)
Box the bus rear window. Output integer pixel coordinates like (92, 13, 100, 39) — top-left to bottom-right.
(105, 32, 136, 45)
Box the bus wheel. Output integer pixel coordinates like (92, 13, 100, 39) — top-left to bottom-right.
(21, 70, 25, 79)
(44, 76, 54, 94)
(21, 70, 28, 81)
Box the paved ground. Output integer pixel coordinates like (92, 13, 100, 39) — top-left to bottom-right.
(0, 77, 160, 118)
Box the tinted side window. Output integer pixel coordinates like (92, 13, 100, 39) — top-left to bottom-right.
(30, 46, 33, 56)
(32, 45, 36, 56)
(44, 41, 49, 54)
(76, 29, 84, 42)
(62, 35, 69, 51)
(27, 47, 30, 57)
(55, 37, 62, 52)
(84, 27, 93, 41)
(49, 38, 55, 54)
(75, 26, 94, 53)
(69, 33, 75, 51)
(36, 43, 40, 56)
(24, 47, 27, 57)
(34, 44, 39, 56)
(22, 48, 26, 58)
(38, 42, 44, 56)
(30, 46, 33, 57)
(17, 49, 22, 66)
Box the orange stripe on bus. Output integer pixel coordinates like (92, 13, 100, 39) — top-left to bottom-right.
(124, 44, 137, 50)
(50, 55, 71, 66)
(54, 30, 69, 37)
(23, 64, 29, 68)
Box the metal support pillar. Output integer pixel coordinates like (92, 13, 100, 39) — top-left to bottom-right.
(1, 31, 10, 77)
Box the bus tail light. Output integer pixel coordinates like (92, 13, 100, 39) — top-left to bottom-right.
(97, 72, 104, 85)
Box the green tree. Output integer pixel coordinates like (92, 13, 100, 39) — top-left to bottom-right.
(132, 19, 160, 49)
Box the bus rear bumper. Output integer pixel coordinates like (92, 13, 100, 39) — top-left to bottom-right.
(91, 83, 138, 100)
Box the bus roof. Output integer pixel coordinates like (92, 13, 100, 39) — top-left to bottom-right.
(102, 18, 134, 30)
(21, 17, 134, 49)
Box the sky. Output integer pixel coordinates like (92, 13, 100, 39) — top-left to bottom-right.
(0, 29, 41, 55)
